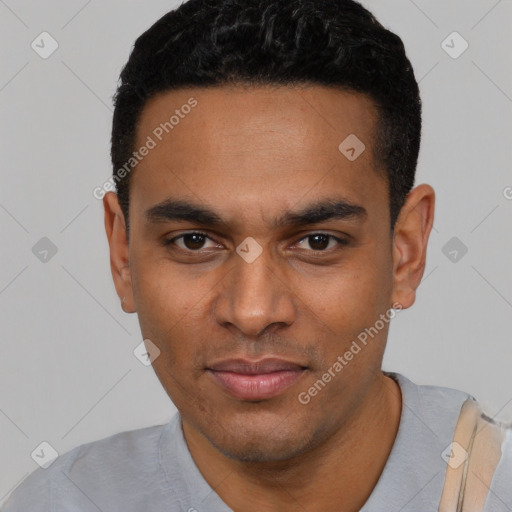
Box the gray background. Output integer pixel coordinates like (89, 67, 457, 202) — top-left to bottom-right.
(1, 0, 511, 503)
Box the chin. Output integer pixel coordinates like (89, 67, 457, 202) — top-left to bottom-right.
(202, 416, 324, 464)
(213, 436, 309, 463)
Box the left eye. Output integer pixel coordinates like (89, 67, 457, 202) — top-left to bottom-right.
(295, 233, 345, 251)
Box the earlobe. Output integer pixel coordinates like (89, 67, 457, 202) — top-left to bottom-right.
(390, 184, 435, 309)
(103, 192, 136, 313)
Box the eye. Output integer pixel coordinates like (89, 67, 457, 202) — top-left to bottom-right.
(295, 233, 348, 251)
(163, 231, 220, 251)
(162, 231, 349, 255)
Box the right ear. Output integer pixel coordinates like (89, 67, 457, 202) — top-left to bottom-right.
(103, 192, 136, 313)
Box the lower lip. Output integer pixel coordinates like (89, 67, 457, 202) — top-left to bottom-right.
(207, 369, 306, 400)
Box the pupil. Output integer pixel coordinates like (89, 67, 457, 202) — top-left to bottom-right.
(310, 234, 329, 250)
(184, 234, 205, 250)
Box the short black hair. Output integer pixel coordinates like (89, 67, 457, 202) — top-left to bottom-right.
(111, 0, 421, 233)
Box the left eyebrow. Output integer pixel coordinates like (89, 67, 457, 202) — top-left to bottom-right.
(271, 198, 367, 228)
(144, 197, 367, 229)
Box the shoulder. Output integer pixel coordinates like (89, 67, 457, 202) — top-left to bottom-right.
(389, 372, 512, 509)
(1, 422, 170, 511)
(388, 372, 474, 435)
(484, 422, 512, 510)
(1, 464, 52, 512)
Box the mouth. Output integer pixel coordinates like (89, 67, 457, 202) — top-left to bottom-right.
(206, 358, 308, 401)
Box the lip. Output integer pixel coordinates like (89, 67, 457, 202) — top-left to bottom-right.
(207, 358, 307, 401)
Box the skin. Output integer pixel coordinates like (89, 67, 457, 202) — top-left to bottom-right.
(103, 84, 435, 511)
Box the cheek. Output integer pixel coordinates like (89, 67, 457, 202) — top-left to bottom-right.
(130, 251, 226, 378)
(130, 259, 208, 405)
(132, 253, 203, 326)
(303, 244, 393, 338)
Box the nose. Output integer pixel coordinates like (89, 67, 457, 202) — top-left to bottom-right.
(214, 248, 296, 338)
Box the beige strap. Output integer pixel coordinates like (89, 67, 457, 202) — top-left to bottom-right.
(438, 399, 506, 512)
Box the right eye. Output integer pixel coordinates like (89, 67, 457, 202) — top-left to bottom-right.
(162, 231, 222, 252)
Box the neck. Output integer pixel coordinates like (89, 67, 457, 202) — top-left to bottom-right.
(182, 372, 402, 512)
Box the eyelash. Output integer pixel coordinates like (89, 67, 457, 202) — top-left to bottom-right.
(162, 231, 349, 253)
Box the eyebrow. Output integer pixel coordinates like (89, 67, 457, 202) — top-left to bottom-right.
(144, 197, 367, 229)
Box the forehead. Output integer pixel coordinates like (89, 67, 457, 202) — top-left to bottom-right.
(130, 84, 388, 231)
(136, 83, 378, 156)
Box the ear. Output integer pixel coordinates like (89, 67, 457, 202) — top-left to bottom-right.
(103, 192, 136, 313)
(391, 184, 435, 309)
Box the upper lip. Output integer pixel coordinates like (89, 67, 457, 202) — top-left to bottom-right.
(207, 358, 307, 374)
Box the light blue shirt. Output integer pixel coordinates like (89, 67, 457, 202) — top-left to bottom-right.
(3, 372, 512, 511)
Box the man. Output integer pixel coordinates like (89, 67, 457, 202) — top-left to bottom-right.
(3, 0, 511, 510)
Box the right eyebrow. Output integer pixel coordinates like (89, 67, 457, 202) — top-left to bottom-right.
(145, 199, 227, 227)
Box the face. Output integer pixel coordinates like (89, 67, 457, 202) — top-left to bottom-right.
(105, 84, 428, 463)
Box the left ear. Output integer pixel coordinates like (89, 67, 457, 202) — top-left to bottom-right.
(391, 184, 435, 309)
